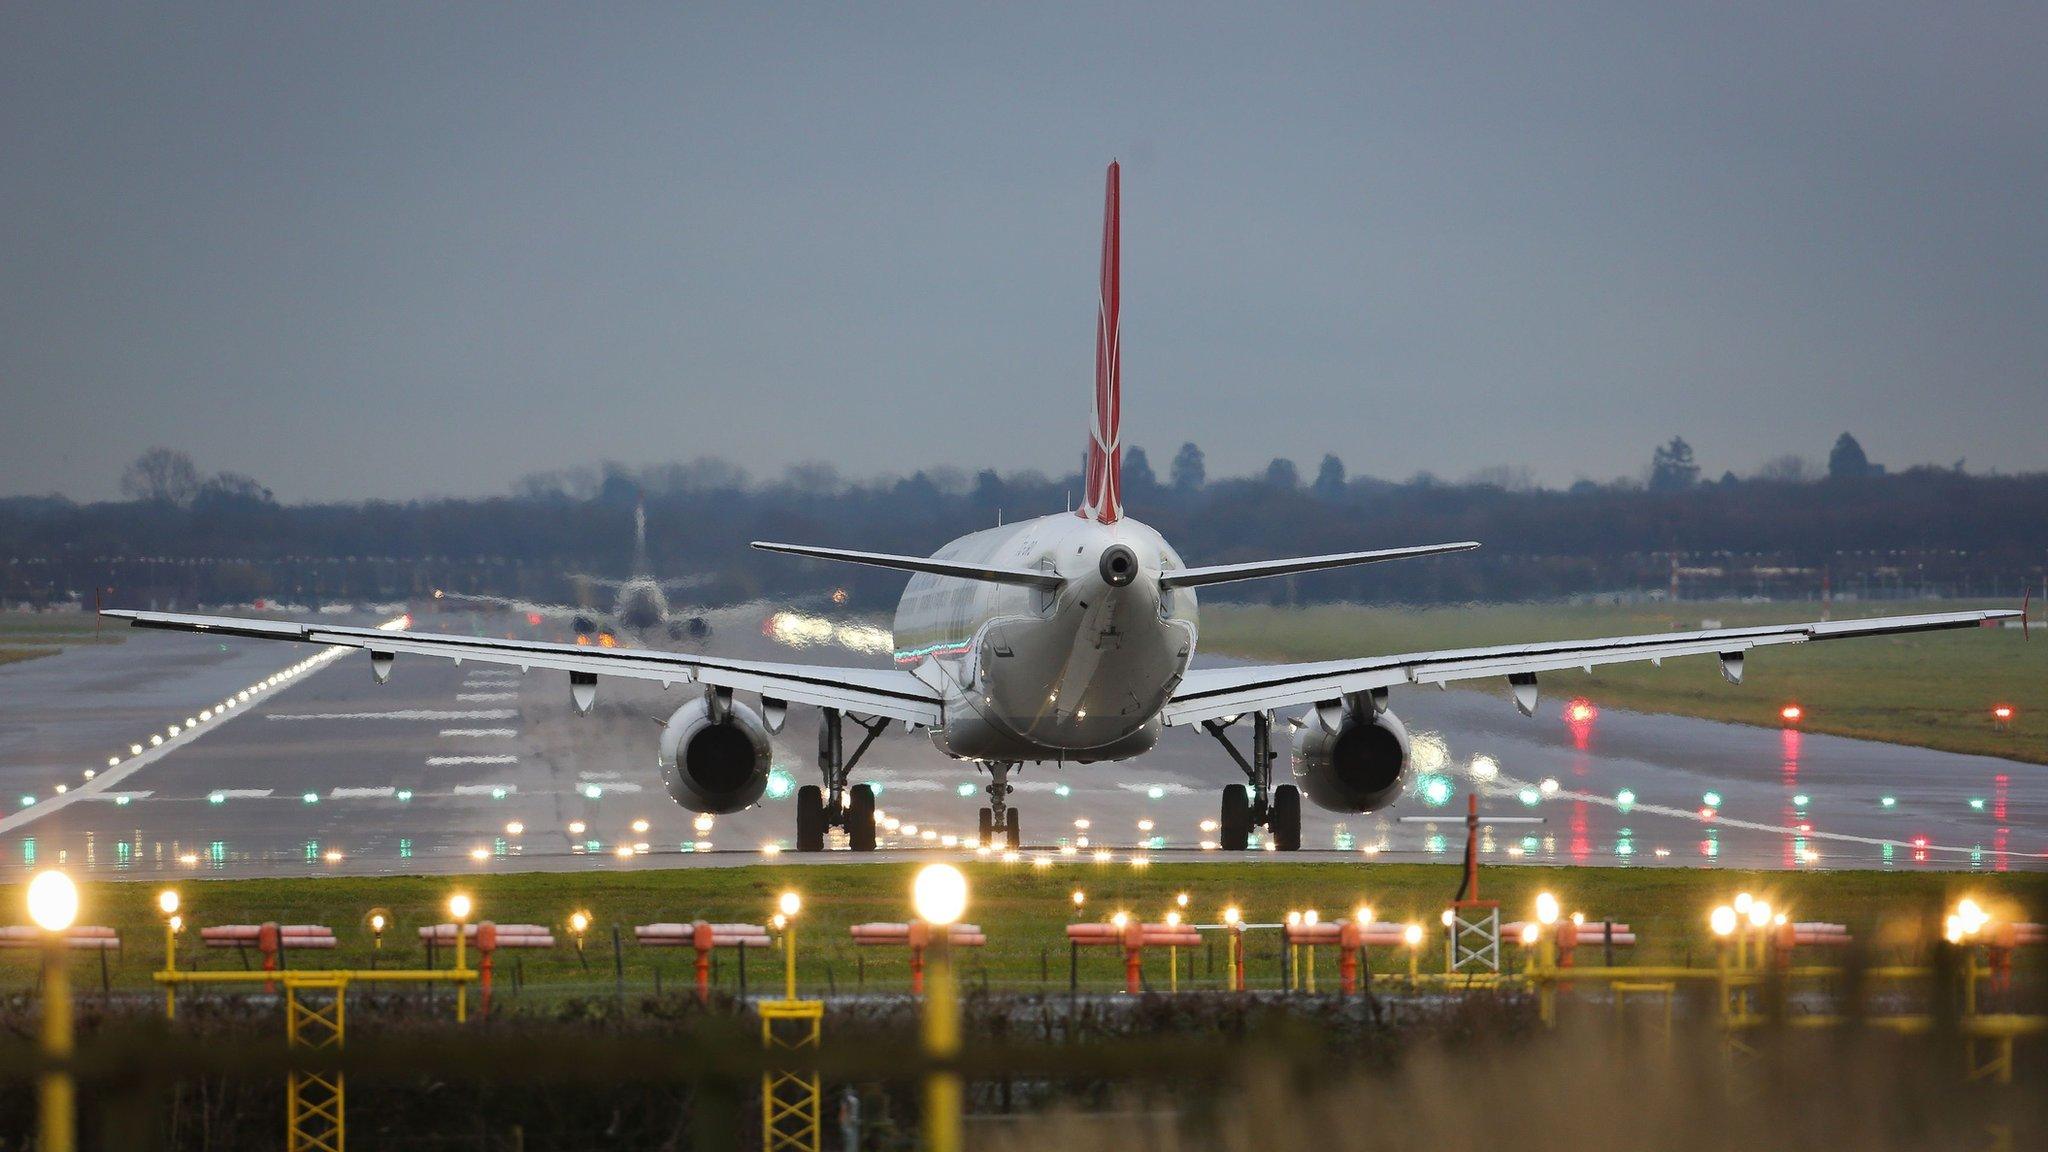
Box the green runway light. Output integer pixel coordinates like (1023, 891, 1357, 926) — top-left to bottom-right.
(956, 782, 976, 797)
(115, 794, 130, 806)
(1420, 775, 1453, 806)
(490, 787, 507, 800)
(582, 784, 603, 799)
(764, 770, 794, 799)
(1969, 797, 1986, 811)
(1616, 788, 1636, 812)
(396, 789, 412, 802)
(1518, 788, 1541, 806)
(1880, 796, 1897, 808)
(1702, 791, 1722, 808)
(18, 796, 33, 807)
(1054, 783, 1071, 797)
(208, 792, 226, 805)
(1147, 785, 1165, 800)
(302, 792, 319, 804)
(1793, 793, 1811, 807)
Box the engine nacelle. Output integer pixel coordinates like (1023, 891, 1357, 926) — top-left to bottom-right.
(1290, 707, 1411, 813)
(658, 696, 773, 814)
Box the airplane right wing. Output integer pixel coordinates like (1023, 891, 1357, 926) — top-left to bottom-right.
(1163, 608, 2020, 727)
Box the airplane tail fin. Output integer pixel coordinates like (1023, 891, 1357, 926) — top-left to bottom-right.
(1080, 161, 1123, 524)
(632, 499, 650, 577)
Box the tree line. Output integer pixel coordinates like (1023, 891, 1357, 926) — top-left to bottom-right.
(2, 437, 2040, 612)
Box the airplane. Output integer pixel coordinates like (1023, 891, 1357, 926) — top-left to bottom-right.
(104, 161, 2022, 853)
(436, 500, 713, 645)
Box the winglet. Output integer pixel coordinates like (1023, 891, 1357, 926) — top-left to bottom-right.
(1080, 160, 1122, 524)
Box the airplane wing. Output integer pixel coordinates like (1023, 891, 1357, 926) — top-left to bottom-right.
(1163, 608, 2020, 727)
(101, 610, 943, 726)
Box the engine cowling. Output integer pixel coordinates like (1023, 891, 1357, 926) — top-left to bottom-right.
(1290, 707, 1411, 813)
(658, 696, 773, 813)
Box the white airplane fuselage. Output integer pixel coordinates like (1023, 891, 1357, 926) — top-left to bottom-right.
(892, 512, 1198, 763)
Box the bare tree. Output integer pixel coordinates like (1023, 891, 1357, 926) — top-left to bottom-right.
(119, 447, 201, 507)
(1756, 455, 1813, 483)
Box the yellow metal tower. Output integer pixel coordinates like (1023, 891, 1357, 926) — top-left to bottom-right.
(759, 1000, 824, 1152)
(284, 974, 348, 1152)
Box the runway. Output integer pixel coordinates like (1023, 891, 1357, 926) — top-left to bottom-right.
(0, 604, 2038, 877)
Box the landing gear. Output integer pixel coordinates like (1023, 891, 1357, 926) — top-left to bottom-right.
(1204, 712, 1301, 851)
(796, 785, 827, 853)
(977, 761, 1021, 849)
(798, 708, 889, 852)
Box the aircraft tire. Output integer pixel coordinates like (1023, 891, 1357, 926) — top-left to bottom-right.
(1005, 812, 1021, 850)
(796, 785, 826, 852)
(977, 807, 993, 846)
(847, 784, 877, 852)
(1271, 784, 1302, 851)
(1220, 784, 1250, 851)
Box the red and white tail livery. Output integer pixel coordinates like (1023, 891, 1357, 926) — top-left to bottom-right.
(1081, 160, 1123, 524)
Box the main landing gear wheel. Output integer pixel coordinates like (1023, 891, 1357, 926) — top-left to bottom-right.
(1204, 712, 1301, 851)
(803, 707, 890, 851)
(977, 808, 993, 844)
(796, 785, 827, 853)
(1220, 784, 1251, 851)
(847, 784, 876, 852)
(1270, 784, 1302, 852)
(1005, 812, 1022, 850)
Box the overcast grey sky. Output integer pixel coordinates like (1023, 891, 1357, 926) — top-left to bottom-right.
(2, 4, 2043, 502)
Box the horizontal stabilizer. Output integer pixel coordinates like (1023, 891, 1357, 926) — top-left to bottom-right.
(750, 542, 1064, 589)
(1160, 541, 1479, 590)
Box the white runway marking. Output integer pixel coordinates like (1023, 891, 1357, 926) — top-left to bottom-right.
(579, 781, 643, 793)
(852, 769, 953, 792)
(77, 790, 153, 802)
(0, 619, 400, 835)
(1117, 782, 1196, 796)
(208, 789, 274, 799)
(453, 783, 517, 796)
(331, 786, 397, 799)
(428, 755, 519, 766)
(455, 693, 518, 701)
(439, 728, 518, 738)
(266, 709, 518, 721)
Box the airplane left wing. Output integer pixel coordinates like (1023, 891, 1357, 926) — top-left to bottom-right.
(102, 610, 943, 726)
(1163, 608, 2019, 727)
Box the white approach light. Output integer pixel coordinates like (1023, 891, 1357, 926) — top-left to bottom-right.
(27, 871, 79, 932)
(913, 864, 969, 926)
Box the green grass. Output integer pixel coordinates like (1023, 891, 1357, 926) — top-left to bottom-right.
(1199, 601, 2043, 763)
(6, 863, 2041, 999)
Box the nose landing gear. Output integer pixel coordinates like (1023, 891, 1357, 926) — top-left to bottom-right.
(1203, 712, 1301, 851)
(797, 708, 888, 852)
(976, 761, 1022, 849)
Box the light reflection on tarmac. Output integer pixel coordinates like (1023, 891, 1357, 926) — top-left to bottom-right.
(0, 605, 2038, 878)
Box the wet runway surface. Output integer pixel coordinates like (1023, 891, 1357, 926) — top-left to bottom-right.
(0, 605, 2039, 878)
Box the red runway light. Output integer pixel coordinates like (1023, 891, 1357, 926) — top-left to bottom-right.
(526, 612, 544, 626)
(1780, 704, 1804, 723)
(1566, 699, 1597, 724)
(1992, 704, 2014, 721)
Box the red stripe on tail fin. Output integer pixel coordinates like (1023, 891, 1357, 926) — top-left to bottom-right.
(1081, 161, 1122, 524)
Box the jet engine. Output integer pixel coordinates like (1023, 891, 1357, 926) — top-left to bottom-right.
(658, 695, 773, 813)
(1290, 706, 1411, 813)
